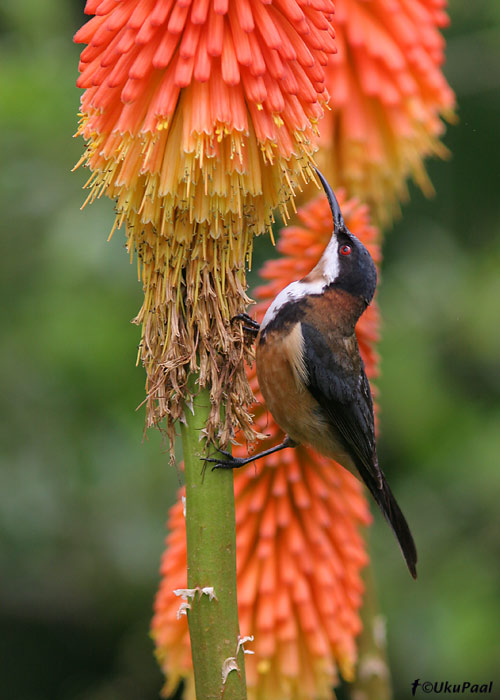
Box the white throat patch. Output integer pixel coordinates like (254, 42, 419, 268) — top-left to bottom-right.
(260, 235, 339, 330)
(321, 235, 340, 283)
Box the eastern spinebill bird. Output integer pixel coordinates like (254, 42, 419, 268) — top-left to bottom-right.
(205, 169, 418, 579)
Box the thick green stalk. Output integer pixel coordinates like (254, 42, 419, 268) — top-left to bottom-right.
(181, 383, 247, 700)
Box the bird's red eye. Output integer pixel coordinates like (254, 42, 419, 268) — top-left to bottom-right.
(340, 244, 352, 256)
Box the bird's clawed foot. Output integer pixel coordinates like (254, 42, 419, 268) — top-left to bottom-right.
(231, 313, 260, 338)
(202, 447, 255, 471)
(202, 435, 297, 473)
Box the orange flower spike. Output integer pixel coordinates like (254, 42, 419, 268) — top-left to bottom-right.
(74, 0, 337, 449)
(318, 0, 455, 224)
(152, 191, 380, 700)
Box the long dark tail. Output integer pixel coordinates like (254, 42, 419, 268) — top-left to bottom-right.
(364, 475, 418, 579)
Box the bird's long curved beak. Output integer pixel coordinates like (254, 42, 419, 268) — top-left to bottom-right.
(314, 168, 345, 234)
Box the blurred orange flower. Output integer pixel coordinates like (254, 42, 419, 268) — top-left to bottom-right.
(74, 0, 336, 448)
(318, 0, 455, 223)
(153, 191, 380, 700)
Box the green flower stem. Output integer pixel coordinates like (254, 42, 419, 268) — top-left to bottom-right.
(181, 382, 247, 700)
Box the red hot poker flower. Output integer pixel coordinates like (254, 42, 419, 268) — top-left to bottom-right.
(317, 0, 455, 223)
(74, 0, 337, 449)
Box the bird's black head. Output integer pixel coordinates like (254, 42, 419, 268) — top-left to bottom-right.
(314, 169, 377, 305)
(258, 172, 378, 335)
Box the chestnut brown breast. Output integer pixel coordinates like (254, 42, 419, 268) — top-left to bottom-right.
(256, 319, 357, 471)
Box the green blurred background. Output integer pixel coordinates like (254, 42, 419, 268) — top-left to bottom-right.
(1, 1, 499, 698)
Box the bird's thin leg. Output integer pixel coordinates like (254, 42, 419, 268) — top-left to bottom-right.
(231, 313, 260, 338)
(203, 435, 297, 471)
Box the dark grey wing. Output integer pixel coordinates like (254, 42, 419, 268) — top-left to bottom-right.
(300, 321, 381, 488)
(301, 321, 418, 578)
